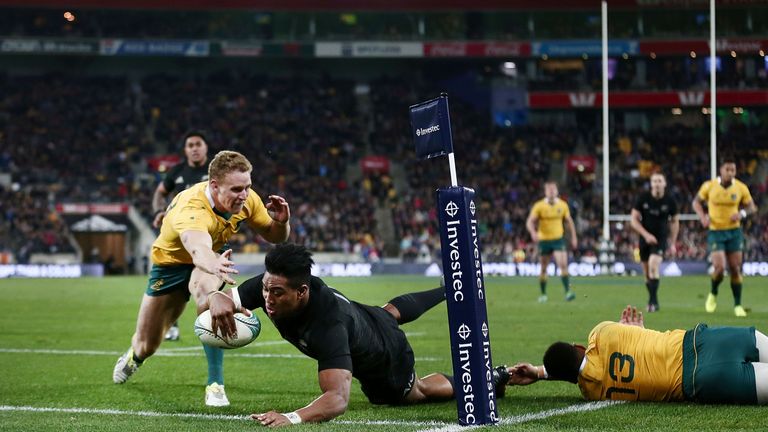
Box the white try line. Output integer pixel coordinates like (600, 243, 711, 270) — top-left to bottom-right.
(404, 332, 427, 337)
(0, 348, 308, 359)
(416, 400, 623, 432)
(0, 347, 442, 362)
(158, 333, 426, 351)
(0, 405, 448, 427)
(162, 340, 290, 351)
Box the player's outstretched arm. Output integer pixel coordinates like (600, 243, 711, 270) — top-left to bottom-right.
(252, 368, 351, 426)
(507, 363, 547, 386)
(619, 305, 644, 328)
(181, 230, 239, 284)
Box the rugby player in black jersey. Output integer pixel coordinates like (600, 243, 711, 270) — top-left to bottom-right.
(630, 173, 679, 312)
(206, 243, 509, 426)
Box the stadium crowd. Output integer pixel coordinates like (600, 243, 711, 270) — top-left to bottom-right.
(1, 72, 766, 266)
(4, 7, 766, 41)
(0, 185, 76, 262)
(0, 73, 381, 260)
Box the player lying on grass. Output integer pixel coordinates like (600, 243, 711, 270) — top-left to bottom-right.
(206, 243, 509, 426)
(505, 305, 768, 404)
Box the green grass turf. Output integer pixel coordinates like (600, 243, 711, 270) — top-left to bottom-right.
(2, 275, 768, 431)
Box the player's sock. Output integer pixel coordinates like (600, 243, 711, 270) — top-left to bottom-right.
(388, 287, 445, 324)
(203, 343, 224, 385)
(560, 275, 570, 293)
(731, 276, 743, 306)
(711, 274, 723, 295)
(539, 276, 547, 295)
(648, 279, 660, 305)
(132, 351, 144, 365)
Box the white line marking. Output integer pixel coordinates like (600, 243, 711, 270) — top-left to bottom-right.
(404, 332, 427, 337)
(0, 405, 249, 421)
(416, 400, 623, 432)
(0, 347, 442, 362)
(162, 340, 289, 351)
(0, 348, 308, 359)
(501, 400, 623, 425)
(0, 405, 447, 427)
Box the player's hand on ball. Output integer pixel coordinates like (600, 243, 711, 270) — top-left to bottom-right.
(252, 411, 292, 427)
(209, 290, 251, 339)
(195, 309, 260, 349)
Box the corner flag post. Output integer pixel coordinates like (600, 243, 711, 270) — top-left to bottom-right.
(409, 94, 499, 426)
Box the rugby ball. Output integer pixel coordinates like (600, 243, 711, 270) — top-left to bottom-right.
(194, 310, 261, 349)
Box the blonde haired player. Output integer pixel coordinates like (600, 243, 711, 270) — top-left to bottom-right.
(526, 182, 577, 302)
(113, 150, 291, 406)
(693, 158, 756, 317)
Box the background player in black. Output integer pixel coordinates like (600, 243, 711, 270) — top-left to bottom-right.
(152, 130, 210, 342)
(206, 243, 509, 426)
(152, 130, 210, 229)
(630, 173, 679, 312)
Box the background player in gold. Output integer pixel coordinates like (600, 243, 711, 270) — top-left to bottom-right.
(526, 182, 577, 303)
(113, 150, 291, 407)
(692, 158, 757, 317)
(503, 306, 768, 404)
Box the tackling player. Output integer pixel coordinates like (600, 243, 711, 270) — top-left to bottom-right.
(692, 158, 756, 317)
(526, 182, 577, 302)
(630, 173, 679, 312)
(205, 243, 510, 426)
(113, 151, 291, 408)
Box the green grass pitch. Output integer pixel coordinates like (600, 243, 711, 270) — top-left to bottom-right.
(2, 274, 768, 431)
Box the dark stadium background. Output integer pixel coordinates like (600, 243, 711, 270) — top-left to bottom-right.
(0, 0, 766, 277)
